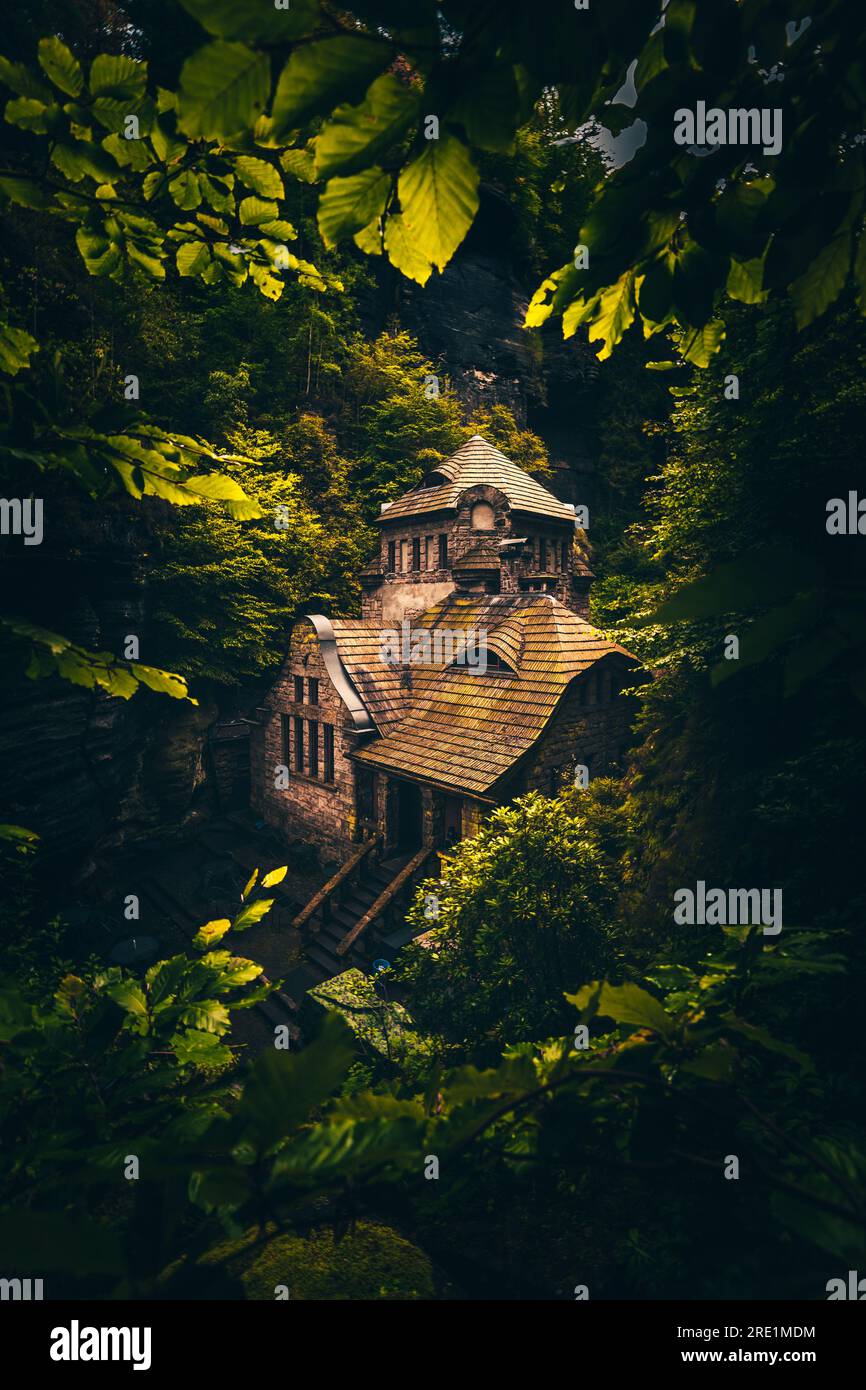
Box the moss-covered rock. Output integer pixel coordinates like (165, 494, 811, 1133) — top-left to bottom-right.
(179, 1221, 437, 1300)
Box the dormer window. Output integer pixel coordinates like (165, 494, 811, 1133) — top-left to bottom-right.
(470, 501, 495, 530)
(448, 648, 514, 676)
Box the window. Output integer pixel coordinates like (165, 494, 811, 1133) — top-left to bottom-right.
(280, 714, 290, 766)
(561, 540, 568, 570)
(387, 540, 396, 572)
(470, 501, 495, 530)
(293, 675, 304, 703)
(308, 719, 319, 777)
(293, 715, 304, 771)
(539, 538, 547, 571)
(399, 539, 408, 571)
(424, 536, 432, 570)
(323, 724, 334, 782)
(308, 676, 319, 705)
(412, 537, 421, 570)
(438, 533, 448, 568)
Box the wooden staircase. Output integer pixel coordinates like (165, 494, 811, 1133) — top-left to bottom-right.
(289, 841, 439, 991)
(301, 855, 410, 984)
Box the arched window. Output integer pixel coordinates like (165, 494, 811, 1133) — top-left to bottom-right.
(470, 501, 495, 530)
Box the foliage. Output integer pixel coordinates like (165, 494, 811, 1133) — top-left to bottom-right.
(398, 792, 619, 1049)
(5, 2, 863, 370)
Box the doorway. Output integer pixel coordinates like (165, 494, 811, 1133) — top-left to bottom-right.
(443, 795, 462, 850)
(395, 779, 423, 852)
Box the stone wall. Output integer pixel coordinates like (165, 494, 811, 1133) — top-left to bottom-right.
(251, 623, 360, 863)
(369, 484, 584, 623)
(515, 658, 639, 796)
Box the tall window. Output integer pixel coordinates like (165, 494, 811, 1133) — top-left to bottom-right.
(539, 538, 547, 571)
(280, 714, 290, 767)
(399, 539, 408, 571)
(387, 540, 396, 572)
(424, 536, 432, 570)
(412, 536, 421, 570)
(323, 724, 334, 782)
(438, 533, 448, 568)
(294, 715, 304, 771)
(308, 719, 319, 777)
(561, 540, 568, 570)
(308, 676, 319, 704)
(293, 675, 304, 703)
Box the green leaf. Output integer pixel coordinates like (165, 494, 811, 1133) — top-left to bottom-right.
(5, 97, 57, 134)
(242, 868, 259, 900)
(176, 239, 211, 276)
(171, 1028, 233, 1068)
(89, 54, 146, 100)
(568, 981, 674, 1038)
(169, 168, 202, 209)
(52, 140, 120, 184)
(38, 36, 83, 97)
(178, 0, 320, 42)
(791, 233, 851, 330)
(237, 1012, 356, 1150)
(679, 319, 725, 367)
(0, 55, 52, 101)
(145, 955, 189, 1006)
(396, 135, 479, 273)
(232, 898, 275, 931)
(315, 73, 421, 178)
(317, 167, 391, 248)
(0, 175, 54, 209)
(178, 41, 270, 141)
(233, 154, 284, 198)
(449, 64, 520, 153)
(726, 256, 768, 304)
(281, 145, 317, 183)
(132, 664, 193, 699)
(238, 195, 278, 225)
(0, 322, 39, 375)
(180, 472, 263, 519)
(178, 1000, 231, 1034)
(193, 918, 232, 949)
(105, 978, 150, 1028)
(261, 865, 288, 889)
(271, 36, 391, 137)
(587, 270, 636, 360)
(383, 211, 432, 285)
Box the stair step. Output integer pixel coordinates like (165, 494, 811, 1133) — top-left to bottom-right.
(305, 942, 342, 974)
(347, 889, 378, 911)
(329, 905, 362, 932)
(338, 898, 370, 920)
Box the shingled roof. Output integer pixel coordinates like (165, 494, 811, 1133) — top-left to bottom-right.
(378, 434, 577, 523)
(339, 593, 636, 797)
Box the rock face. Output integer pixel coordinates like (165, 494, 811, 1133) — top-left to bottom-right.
(394, 189, 600, 515)
(0, 493, 218, 868)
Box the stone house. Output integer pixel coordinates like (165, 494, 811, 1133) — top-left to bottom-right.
(251, 436, 640, 873)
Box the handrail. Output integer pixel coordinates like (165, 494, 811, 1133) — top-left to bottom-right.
(291, 835, 380, 932)
(336, 843, 436, 956)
